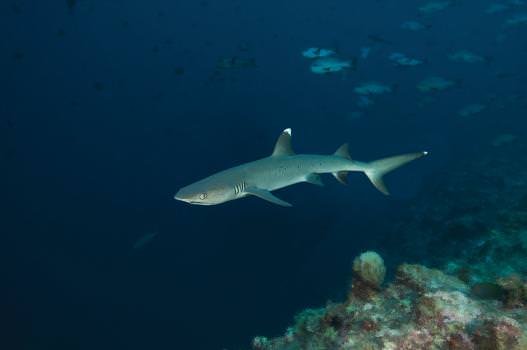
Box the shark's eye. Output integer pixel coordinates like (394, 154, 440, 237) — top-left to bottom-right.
(199, 193, 207, 200)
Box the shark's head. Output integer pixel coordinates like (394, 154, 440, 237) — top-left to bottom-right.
(174, 177, 235, 206)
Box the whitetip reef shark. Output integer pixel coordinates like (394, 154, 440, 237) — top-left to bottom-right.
(175, 128, 428, 207)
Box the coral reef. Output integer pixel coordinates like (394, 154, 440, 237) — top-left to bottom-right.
(251, 253, 527, 350)
(251, 141, 527, 350)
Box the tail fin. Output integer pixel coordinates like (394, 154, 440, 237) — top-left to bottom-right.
(364, 151, 428, 195)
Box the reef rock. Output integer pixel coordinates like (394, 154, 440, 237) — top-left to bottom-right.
(251, 253, 527, 350)
(396, 263, 469, 294)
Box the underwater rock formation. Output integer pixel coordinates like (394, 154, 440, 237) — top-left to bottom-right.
(251, 252, 527, 350)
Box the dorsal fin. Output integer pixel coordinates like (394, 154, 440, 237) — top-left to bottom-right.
(334, 143, 351, 160)
(272, 128, 295, 156)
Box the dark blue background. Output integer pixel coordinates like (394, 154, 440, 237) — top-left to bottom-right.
(2, 1, 526, 349)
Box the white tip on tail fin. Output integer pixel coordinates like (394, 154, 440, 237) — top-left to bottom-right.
(364, 151, 428, 195)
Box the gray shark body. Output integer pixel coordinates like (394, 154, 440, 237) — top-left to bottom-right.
(175, 128, 427, 207)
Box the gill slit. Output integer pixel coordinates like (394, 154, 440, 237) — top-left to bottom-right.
(234, 181, 246, 196)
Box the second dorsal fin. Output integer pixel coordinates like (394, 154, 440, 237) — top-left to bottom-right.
(334, 143, 351, 159)
(272, 128, 295, 156)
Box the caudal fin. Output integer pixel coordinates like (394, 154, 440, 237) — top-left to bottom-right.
(364, 151, 428, 195)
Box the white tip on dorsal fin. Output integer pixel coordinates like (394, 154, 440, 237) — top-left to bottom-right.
(334, 143, 351, 160)
(272, 128, 295, 157)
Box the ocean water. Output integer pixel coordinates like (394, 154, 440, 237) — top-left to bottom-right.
(3, 1, 527, 349)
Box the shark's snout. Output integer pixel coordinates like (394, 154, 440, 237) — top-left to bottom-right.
(174, 186, 208, 205)
(174, 189, 188, 202)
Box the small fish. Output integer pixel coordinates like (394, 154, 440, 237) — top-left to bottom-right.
(357, 95, 374, 108)
(216, 57, 257, 69)
(457, 103, 486, 117)
(496, 33, 508, 43)
(66, 0, 76, 13)
(485, 3, 509, 14)
(302, 47, 336, 59)
(360, 47, 371, 59)
(93, 81, 105, 91)
(237, 42, 251, 52)
(347, 111, 363, 121)
(310, 57, 353, 74)
(354, 82, 393, 95)
(367, 34, 392, 45)
(11, 2, 22, 14)
(492, 133, 517, 146)
(506, 13, 527, 25)
(448, 50, 488, 63)
(401, 21, 431, 31)
(133, 232, 158, 250)
(419, 1, 451, 14)
(389, 52, 424, 67)
(418, 96, 437, 107)
(13, 50, 24, 61)
(173, 67, 185, 76)
(417, 76, 456, 92)
(471, 282, 506, 300)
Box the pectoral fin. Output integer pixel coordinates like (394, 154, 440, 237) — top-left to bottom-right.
(246, 187, 292, 207)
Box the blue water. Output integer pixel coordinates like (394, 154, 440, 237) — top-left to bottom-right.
(3, 1, 526, 349)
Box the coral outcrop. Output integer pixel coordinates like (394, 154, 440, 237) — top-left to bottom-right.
(251, 253, 527, 350)
(350, 251, 386, 300)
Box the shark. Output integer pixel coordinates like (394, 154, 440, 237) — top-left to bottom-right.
(175, 128, 427, 207)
